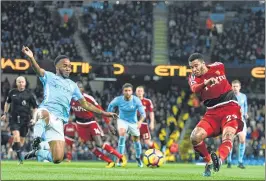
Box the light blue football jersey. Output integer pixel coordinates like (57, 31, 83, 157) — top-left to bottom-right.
(107, 95, 146, 123)
(39, 71, 83, 123)
(235, 92, 248, 120)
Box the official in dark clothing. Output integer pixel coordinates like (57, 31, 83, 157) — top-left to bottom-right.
(1, 76, 38, 164)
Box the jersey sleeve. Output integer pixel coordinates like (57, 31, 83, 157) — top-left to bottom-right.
(30, 92, 38, 108)
(6, 90, 13, 103)
(107, 97, 119, 112)
(84, 94, 98, 105)
(39, 71, 53, 85)
(208, 62, 225, 71)
(188, 74, 205, 93)
(136, 98, 146, 118)
(72, 83, 84, 101)
(147, 99, 154, 112)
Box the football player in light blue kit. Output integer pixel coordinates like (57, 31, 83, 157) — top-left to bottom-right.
(107, 83, 146, 167)
(22, 46, 117, 164)
(227, 80, 248, 169)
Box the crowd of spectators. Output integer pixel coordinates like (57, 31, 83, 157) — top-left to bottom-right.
(1, 2, 82, 62)
(168, 2, 265, 65)
(211, 8, 265, 64)
(81, 1, 153, 64)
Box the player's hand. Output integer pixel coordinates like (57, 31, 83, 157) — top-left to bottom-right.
(30, 119, 36, 125)
(108, 124, 117, 136)
(22, 46, 34, 59)
(149, 122, 155, 131)
(102, 112, 118, 119)
(137, 121, 142, 129)
(204, 77, 219, 86)
(1, 115, 6, 121)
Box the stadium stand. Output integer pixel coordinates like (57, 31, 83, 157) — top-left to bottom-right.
(1, 2, 82, 62)
(80, 2, 153, 63)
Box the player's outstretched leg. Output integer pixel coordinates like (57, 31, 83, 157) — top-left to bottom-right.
(190, 126, 212, 176)
(87, 140, 115, 168)
(93, 135, 126, 167)
(237, 131, 246, 169)
(133, 136, 143, 167)
(227, 150, 232, 168)
(216, 122, 237, 172)
(91, 147, 115, 168)
(102, 143, 127, 167)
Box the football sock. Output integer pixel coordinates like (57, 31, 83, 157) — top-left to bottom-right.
(92, 148, 112, 163)
(227, 150, 232, 163)
(12, 142, 22, 161)
(238, 143, 245, 163)
(103, 144, 123, 159)
(118, 136, 125, 155)
(134, 141, 142, 159)
(36, 149, 53, 162)
(33, 119, 46, 138)
(67, 151, 72, 161)
(218, 139, 233, 161)
(149, 141, 155, 149)
(193, 141, 211, 163)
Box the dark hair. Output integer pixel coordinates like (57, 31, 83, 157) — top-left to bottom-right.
(122, 83, 133, 90)
(54, 55, 69, 66)
(188, 53, 204, 63)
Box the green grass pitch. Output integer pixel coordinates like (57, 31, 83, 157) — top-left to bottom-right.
(2, 161, 265, 180)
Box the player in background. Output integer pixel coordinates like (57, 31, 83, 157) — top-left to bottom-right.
(227, 80, 248, 169)
(108, 83, 146, 167)
(188, 53, 243, 177)
(1, 76, 38, 164)
(64, 115, 77, 162)
(71, 81, 127, 168)
(135, 86, 156, 149)
(22, 46, 117, 164)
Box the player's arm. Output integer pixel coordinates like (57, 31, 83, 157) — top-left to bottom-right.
(244, 94, 248, 119)
(73, 84, 117, 118)
(148, 100, 155, 131)
(137, 99, 146, 129)
(30, 93, 38, 124)
(189, 76, 218, 93)
(1, 90, 12, 121)
(78, 98, 117, 118)
(21, 46, 45, 77)
(84, 94, 111, 124)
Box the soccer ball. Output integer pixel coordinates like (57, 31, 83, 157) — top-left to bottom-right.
(143, 149, 164, 168)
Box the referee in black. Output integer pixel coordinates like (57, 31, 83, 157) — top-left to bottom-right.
(1, 76, 38, 164)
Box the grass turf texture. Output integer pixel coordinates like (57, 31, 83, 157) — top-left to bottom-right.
(2, 161, 264, 180)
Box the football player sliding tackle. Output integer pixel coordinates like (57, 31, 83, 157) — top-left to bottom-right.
(22, 46, 117, 164)
(70, 81, 127, 168)
(188, 53, 244, 177)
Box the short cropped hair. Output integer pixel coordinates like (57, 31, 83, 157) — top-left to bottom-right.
(136, 85, 145, 90)
(188, 53, 204, 63)
(232, 80, 241, 85)
(54, 55, 69, 66)
(122, 83, 133, 90)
